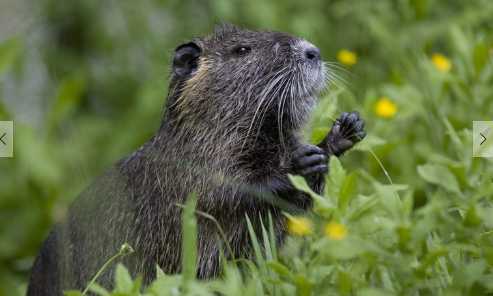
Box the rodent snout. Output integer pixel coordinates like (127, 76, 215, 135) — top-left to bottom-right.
(304, 46, 321, 62)
(291, 40, 326, 97)
(298, 40, 321, 63)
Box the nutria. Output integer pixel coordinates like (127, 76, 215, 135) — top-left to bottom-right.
(27, 24, 366, 295)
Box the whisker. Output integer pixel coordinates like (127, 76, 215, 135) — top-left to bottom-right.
(278, 70, 294, 151)
(241, 66, 291, 151)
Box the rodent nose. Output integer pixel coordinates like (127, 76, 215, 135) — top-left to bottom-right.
(304, 47, 321, 61)
(298, 40, 321, 62)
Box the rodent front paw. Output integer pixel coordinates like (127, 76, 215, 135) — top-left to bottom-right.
(326, 111, 366, 156)
(292, 144, 328, 176)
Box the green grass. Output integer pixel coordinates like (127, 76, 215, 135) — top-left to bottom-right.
(1, 0, 493, 295)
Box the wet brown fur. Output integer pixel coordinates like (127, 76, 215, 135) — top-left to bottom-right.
(27, 24, 333, 295)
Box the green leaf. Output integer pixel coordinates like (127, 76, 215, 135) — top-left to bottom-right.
(114, 264, 133, 292)
(417, 164, 461, 193)
(473, 42, 489, 73)
(396, 225, 411, 251)
(289, 174, 334, 212)
(374, 183, 407, 218)
(293, 274, 312, 296)
(442, 116, 462, 149)
(418, 248, 448, 270)
(329, 156, 346, 188)
(311, 127, 331, 144)
(87, 283, 110, 296)
(246, 215, 267, 276)
(337, 271, 352, 295)
(267, 213, 278, 261)
(353, 134, 386, 152)
(147, 274, 182, 295)
(357, 287, 394, 296)
(464, 206, 482, 227)
(339, 172, 358, 213)
(326, 157, 345, 206)
(453, 260, 487, 288)
(267, 261, 291, 277)
(259, 218, 273, 262)
(318, 238, 366, 260)
(182, 193, 198, 286)
(155, 265, 166, 279)
(305, 92, 338, 144)
(347, 194, 379, 222)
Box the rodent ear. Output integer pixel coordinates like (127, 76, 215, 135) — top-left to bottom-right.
(173, 42, 202, 77)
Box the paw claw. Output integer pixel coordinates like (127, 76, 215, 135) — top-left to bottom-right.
(293, 144, 325, 159)
(301, 164, 328, 176)
(292, 144, 329, 177)
(354, 120, 364, 133)
(294, 154, 327, 170)
(347, 111, 359, 123)
(325, 111, 366, 156)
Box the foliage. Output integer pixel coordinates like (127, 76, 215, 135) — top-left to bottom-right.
(1, 0, 493, 295)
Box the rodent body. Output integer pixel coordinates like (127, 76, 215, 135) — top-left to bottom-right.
(27, 24, 366, 295)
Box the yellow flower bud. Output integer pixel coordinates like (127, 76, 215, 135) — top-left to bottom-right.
(325, 222, 348, 240)
(287, 216, 312, 236)
(431, 53, 452, 73)
(337, 49, 357, 66)
(374, 96, 397, 119)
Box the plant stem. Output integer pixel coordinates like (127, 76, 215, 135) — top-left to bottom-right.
(81, 243, 134, 296)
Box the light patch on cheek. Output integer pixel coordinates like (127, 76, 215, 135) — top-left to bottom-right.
(176, 57, 211, 110)
(184, 57, 210, 88)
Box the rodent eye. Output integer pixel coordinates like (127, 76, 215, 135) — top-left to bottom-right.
(233, 46, 251, 56)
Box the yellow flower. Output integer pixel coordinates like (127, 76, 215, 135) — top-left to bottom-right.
(325, 222, 347, 240)
(287, 216, 312, 236)
(337, 49, 357, 66)
(374, 96, 397, 119)
(431, 53, 452, 72)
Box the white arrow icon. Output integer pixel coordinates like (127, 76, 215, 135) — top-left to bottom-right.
(480, 128, 490, 146)
(0, 133, 6, 145)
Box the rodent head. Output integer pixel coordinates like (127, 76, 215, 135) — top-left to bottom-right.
(166, 24, 327, 140)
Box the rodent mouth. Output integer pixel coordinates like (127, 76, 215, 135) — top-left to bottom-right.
(268, 63, 327, 131)
(301, 64, 327, 100)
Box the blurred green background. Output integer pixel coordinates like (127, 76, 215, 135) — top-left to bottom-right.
(0, 0, 492, 294)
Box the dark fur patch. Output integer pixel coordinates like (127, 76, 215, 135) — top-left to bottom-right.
(27, 25, 328, 294)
